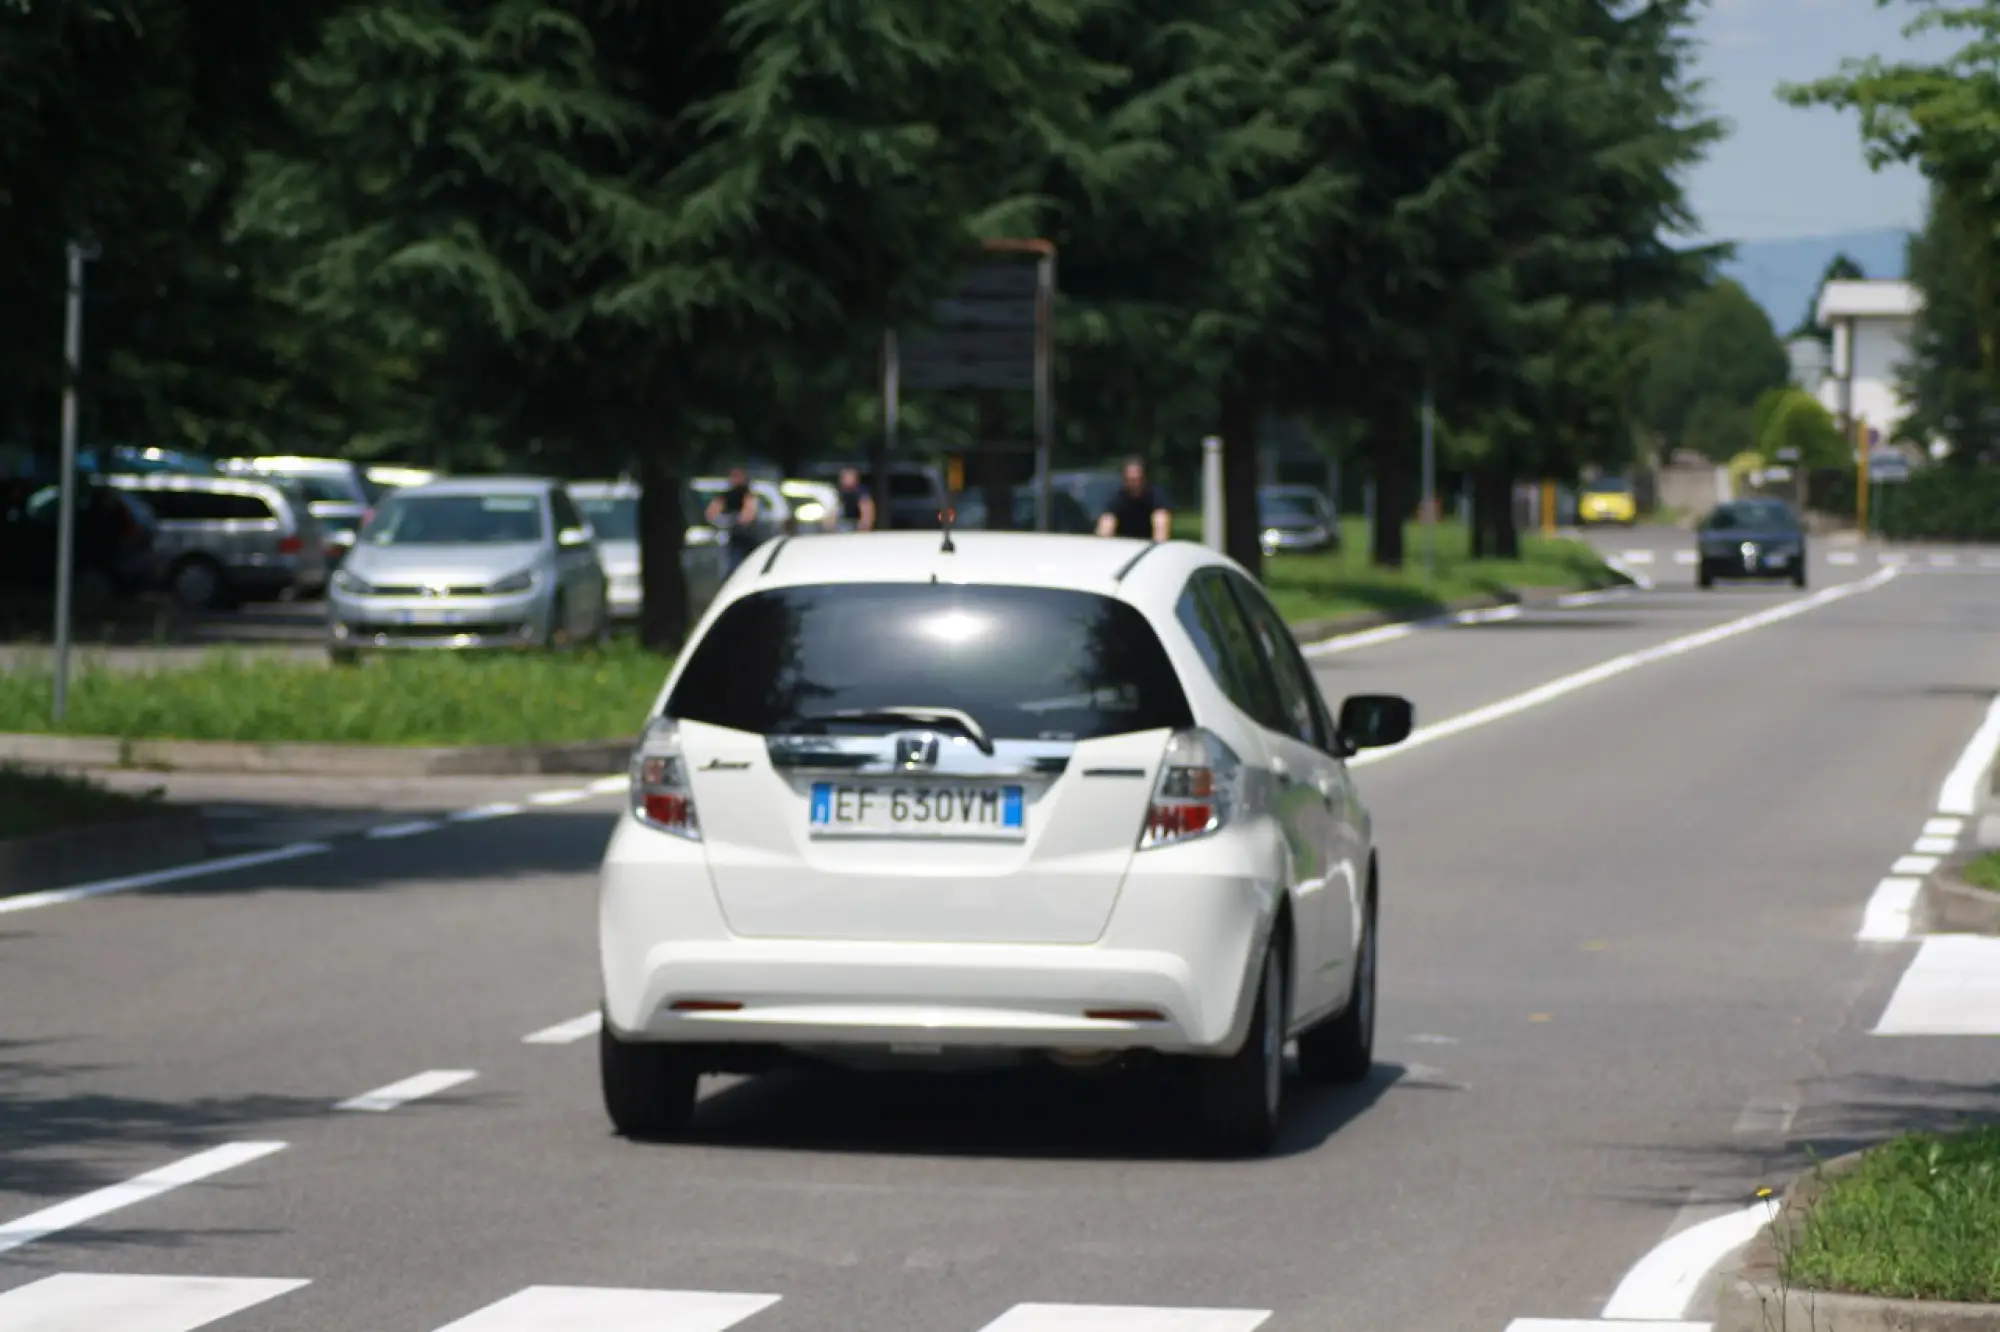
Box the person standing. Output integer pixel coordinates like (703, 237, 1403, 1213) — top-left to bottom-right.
(834, 466, 875, 532)
(1096, 456, 1172, 541)
(706, 466, 762, 573)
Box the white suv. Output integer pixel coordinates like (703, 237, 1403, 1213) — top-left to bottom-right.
(596, 530, 1412, 1155)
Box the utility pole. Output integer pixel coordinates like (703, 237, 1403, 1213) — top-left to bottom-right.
(53, 237, 100, 723)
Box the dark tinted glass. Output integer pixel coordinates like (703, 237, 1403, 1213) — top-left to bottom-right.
(887, 472, 935, 498)
(1587, 477, 1631, 493)
(1259, 492, 1323, 523)
(1176, 571, 1285, 731)
(1709, 500, 1794, 531)
(669, 583, 1194, 741)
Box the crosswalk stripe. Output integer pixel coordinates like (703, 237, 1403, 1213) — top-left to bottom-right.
(429, 1286, 780, 1331)
(1618, 549, 1655, 563)
(976, 1305, 1271, 1330)
(0, 1274, 306, 1332)
(1671, 550, 1695, 564)
(1828, 551, 1858, 565)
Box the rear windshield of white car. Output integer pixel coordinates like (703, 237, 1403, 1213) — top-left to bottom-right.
(667, 584, 1195, 741)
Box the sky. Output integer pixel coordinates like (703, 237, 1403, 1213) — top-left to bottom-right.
(1684, 0, 1962, 241)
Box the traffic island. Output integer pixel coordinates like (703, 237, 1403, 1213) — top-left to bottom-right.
(0, 764, 209, 899)
(1716, 1130, 2000, 1332)
(1920, 852, 2000, 935)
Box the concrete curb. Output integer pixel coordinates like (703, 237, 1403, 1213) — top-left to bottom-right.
(1290, 580, 1627, 645)
(0, 810, 210, 900)
(1717, 1149, 2000, 1331)
(0, 733, 634, 778)
(1919, 855, 2000, 936)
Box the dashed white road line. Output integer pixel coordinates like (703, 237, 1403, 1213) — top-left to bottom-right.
(334, 1069, 478, 1113)
(0, 1273, 309, 1331)
(1672, 550, 1697, 565)
(1912, 835, 1958, 855)
(0, 842, 331, 917)
(524, 1011, 603, 1045)
(1930, 553, 1958, 567)
(1348, 566, 1900, 768)
(1890, 853, 1940, 876)
(1618, 549, 1656, 564)
(1923, 816, 1965, 838)
(1858, 877, 1923, 942)
(448, 802, 525, 823)
(367, 818, 441, 840)
(528, 788, 591, 806)
(0, 1140, 287, 1256)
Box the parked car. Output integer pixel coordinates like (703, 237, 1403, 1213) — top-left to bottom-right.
(326, 475, 609, 659)
(1695, 498, 1808, 589)
(1577, 475, 1638, 526)
(1052, 468, 1125, 525)
(947, 486, 1095, 533)
(690, 475, 790, 547)
(1257, 484, 1339, 556)
(567, 478, 727, 623)
(596, 530, 1413, 1155)
(799, 459, 947, 530)
(102, 471, 327, 609)
(0, 476, 158, 606)
(778, 478, 841, 533)
(220, 455, 379, 567)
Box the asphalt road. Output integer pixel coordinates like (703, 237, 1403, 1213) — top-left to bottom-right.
(5, 525, 2000, 1332)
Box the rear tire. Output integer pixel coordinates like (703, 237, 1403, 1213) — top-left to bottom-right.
(600, 1017, 699, 1140)
(1193, 936, 1287, 1157)
(1299, 887, 1376, 1085)
(1792, 561, 1807, 588)
(1696, 561, 1714, 590)
(168, 555, 228, 611)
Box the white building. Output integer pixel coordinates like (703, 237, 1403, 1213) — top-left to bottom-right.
(1812, 278, 1921, 447)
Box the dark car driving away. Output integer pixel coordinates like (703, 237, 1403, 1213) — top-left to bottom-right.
(1695, 497, 1807, 590)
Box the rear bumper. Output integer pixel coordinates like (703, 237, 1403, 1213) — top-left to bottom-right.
(598, 820, 1277, 1057)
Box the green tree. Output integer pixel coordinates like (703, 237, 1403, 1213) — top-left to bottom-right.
(1635, 278, 1790, 459)
(1789, 252, 1865, 342)
(1899, 181, 2000, 465)
(1752, 386, 1846, 467)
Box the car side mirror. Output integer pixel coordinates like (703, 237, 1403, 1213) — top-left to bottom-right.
(558, 526, 592, 547)
(1336, 694, 1413, 753)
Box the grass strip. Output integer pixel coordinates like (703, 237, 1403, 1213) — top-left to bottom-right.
(1957, 850, 2000, 894)
(1783, 1126, 2000, 1303)
(0, 763, 167, 841)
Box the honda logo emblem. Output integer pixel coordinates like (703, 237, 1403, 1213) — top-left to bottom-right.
(894, 732, 941, 771)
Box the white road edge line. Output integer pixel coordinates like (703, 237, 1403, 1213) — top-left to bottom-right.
(1302, 588, 1632, 659)
(1937, 692, 2000, 816)
(1604, 558, 1655, 590)
(448, 802, 523, 823)
(1913, 835, 1957, 855)
(524, 1011, 604, 1045)
(528, 788, 591, 806)
(1598, 1203, 1773, 1321)
(0, 1140, 287, 1256)
(1349, 567, 1899, 768)
(1858, 877, 1923, 942)
(335, 1069, 478, 1113)
(1891, 854, 1940, 876)
(0, 842, 331, 917)
(366, 818, 441, 840)
(587, 775, 627, 794)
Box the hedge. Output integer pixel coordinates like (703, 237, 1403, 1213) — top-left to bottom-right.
(1810, 465, 2000, 541)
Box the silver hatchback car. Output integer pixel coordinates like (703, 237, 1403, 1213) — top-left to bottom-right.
(326, 476, 609, 660)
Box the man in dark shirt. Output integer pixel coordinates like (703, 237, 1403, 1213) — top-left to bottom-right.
(1096, 456, 1172, 541)
(705, 467, 762, 572)
(834, 466, 875, 531)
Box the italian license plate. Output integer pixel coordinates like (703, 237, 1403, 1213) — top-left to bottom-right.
(808, 782, 1026, 838)
(396, 607, 463, 626)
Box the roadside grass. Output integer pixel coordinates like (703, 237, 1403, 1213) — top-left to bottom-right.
(1783, 1126, 2000, 1303)
(1958, 849, 2000, 894)
(0, 762, 166, 841)
(0, 640, 670, 746)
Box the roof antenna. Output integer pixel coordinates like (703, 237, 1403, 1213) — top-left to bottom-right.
(938, 505, 956, 553)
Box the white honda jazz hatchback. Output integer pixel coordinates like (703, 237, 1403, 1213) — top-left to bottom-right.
(597, 528, 1411, 1155)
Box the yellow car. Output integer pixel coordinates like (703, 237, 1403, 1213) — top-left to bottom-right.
(1577, 477, 1637, 526)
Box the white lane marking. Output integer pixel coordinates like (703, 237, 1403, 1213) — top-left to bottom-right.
(527, 788, 590, 806)
(1829, 551, 1858, 565)
(1880, 551, 1909, 565)
(1937, 692, 2000, 816)
(588, 775, 627, 794)
(1349, 567, 1900, 769)
(1891, 854, 1940, 876)
(1931, 553, 1959, 567)
(1507, 1323, 1708, 1331)
(1925, 816, 1966, 838)
(1302, 620, 1418, 656)
(334, 1069, 477, 1112)
(1983, 554, 2000, 568)
(1407, 1033, 1459, 1044)
(1453, 605, 1524, 625)
(1555, 589, 1632, 608)
(1914, 835, 1958, 855)
(1619, 549, 1656, 563)
(1598, 1203, 1772, 1320)
(430, 1286, 780, 1331)
(524, 1011, 603, 1045)
(0, 842, 330, 917)
(1303, 587, 1634, 658)
(1731, 1096, 1798, 1138)
(0, 1141, 287, 1256)
(1672, 550, 1697, 565)
(977, 1305, 1271, 1331)
(367, 818, 441, 840)
(0, 1274, 307, 1331)
(1858, 877, 1922, 942)
(1603, 558, 1655, 589)
(1873, 935, 2000, 1034)
(448, 802, 523, 823)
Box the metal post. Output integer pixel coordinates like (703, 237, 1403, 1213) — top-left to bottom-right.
(1033, 253, 1054, 532)
(1541, 478, 1557, 535)
(1200, 435, 1225, 551)
(53, 239, 94, 723)
(1856, 416, 1869, 538)
(1420, 372, 1436, 579)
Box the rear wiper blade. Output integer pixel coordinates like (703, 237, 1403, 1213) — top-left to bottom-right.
(812, 706, 995, 755)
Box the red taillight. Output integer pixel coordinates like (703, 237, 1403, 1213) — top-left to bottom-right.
(1140, 728, 1239, 850)
(630, 719, 700, 840)
(278, 535, 303, 554)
